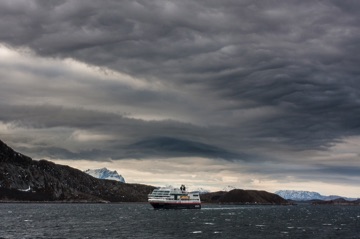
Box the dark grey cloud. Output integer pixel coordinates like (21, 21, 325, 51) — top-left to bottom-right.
(1, 0, 360, 191)
(125, 136, 242, 160)
(1, 0, 359, 149)
(0, 103, 240, 160)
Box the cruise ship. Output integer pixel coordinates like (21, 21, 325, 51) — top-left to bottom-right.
(148, 185, 201, 209)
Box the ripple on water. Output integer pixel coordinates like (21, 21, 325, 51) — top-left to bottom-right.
(204, 222, 215, 225)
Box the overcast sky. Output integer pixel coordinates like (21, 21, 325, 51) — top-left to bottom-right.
(1, 0, 360, 197)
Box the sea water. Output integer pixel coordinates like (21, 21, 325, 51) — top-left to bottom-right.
(1, 203, 359, 238)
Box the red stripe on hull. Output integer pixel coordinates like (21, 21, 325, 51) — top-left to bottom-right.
(150, 202, 201, 209)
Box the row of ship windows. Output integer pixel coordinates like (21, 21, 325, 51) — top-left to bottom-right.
(152, 191, 199, 196)
(150, 194, 199, 197)
(151, 196, 200, 201)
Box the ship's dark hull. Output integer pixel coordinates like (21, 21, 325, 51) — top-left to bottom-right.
(150, 202, 201, 210)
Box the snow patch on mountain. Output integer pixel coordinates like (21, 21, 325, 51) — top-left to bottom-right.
(84, 168, 125, 183)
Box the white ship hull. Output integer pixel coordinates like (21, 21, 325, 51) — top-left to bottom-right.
(149, 199, 201, 209)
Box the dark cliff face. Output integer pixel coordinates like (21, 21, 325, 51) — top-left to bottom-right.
(0, 140, 155, 202)
(201, 189, 288, 204)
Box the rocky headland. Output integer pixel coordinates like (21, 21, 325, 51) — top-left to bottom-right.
(201, 189, 289, 205)
(311, 198, 360, 205)
(0, 139, 155, 202)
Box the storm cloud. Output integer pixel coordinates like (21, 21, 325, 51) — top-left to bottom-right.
(1, 0, 360, 194)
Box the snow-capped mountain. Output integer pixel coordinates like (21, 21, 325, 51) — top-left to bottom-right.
(275, 190, 357, 201)
(275, 190, 324, 201)
(84, 168, 125, 183)
(192, 188, 210, 194)
(222, 185, 237, 192)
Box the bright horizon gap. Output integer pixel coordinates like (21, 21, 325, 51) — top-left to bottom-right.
(48, 158, 360, 198)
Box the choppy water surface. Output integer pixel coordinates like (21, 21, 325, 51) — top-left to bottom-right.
(1, 203, 360, 238)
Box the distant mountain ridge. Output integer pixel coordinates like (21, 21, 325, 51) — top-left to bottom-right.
(275, 190, 358, 201)
(84, 168, 125, 183)
(222, 185, 237, 192)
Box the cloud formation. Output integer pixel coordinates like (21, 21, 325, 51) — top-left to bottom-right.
(1, 0, 360, 195)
